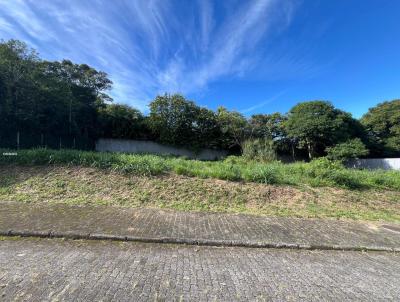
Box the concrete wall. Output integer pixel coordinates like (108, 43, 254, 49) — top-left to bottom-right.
(346, 158, 400, 170)
(95, 138, 228, 160)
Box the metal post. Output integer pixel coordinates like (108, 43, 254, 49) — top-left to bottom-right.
(69, 99, 72, 134)
(17, 131, 20, 150)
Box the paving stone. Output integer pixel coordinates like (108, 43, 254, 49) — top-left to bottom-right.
(1, 201, 400, 250)
(0, 238, 399, 301)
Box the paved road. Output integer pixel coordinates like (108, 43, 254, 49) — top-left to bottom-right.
(0, 238, 399, 301)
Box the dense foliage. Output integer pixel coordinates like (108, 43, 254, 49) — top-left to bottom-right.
(284, 101, 365, 159)
(0, 40, 112, 149)
(1, 39, 399, 158)
(148, 94, 221, 149)
(326, 138, 369, 161)
(97, 104, 149, 140)
(361, 100, 400, 156)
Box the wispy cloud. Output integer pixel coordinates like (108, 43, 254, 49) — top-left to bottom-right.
(0, 0, 297, 111)
(240, 91, 287, 114)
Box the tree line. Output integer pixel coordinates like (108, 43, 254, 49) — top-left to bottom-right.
(1, 39, 399, 159)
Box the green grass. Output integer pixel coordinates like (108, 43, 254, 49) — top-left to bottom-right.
(1, 165, 399, 222)
(1, 148, 400, 190)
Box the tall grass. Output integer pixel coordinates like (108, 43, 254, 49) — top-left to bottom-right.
(1, 148, 400, 190)
(242, 138, 277, 162)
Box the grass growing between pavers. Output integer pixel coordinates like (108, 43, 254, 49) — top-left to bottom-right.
(2, 148, 400, 190)
(1, 165, 399, 222)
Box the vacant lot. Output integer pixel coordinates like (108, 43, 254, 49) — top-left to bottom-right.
(1, 165, 399, 222)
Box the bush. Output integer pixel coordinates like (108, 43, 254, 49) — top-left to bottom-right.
(326, 138, 369, 161)
(242, 138, 277, 162)
(305, 157, 344, 177)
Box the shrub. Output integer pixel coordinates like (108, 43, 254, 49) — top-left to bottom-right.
(305, 157, 344, 177)
(326, 138, 369, 161)
(324, 170, 363, 189)
(242, 138, 277, 162)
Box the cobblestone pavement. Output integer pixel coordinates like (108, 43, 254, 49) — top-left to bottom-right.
(0, 238, 399, 301)
(1, 201, 400, 250)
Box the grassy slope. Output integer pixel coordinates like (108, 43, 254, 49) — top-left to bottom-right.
(1, 165, 400, 222)
(1, 148, 400, 190)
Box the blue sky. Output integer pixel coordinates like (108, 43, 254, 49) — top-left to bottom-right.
(0, 0, 399, 117)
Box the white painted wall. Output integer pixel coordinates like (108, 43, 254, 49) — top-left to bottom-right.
(346, 158, 400, 170)
(95, 138, 227, 160)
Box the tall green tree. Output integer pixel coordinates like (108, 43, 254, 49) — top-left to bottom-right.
(192, 107, 222, 149)
(0, 40, 39, 137)
(0, 39, 113, 149)
(249, 113, 286, 140)
(284, 101, 361, 159)
(248, 112, 293, 156)
(361, 100, 400, 156)
(98, 104, 148, 139)
(215, 107, 249, 151)
(40, 60, 112, 139)
(148, 94, 220, 149)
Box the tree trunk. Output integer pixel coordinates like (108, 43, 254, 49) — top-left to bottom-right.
(291, 142, 296, 161)
(307, 141, 313, 160)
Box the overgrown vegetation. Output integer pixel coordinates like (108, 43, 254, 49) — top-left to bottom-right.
(1, 165, 399, 222)
(2, 149, 400, 190)
(242, 138, 277, 162)
(326, 138, 369, 161)
(361, 99, 400, 156)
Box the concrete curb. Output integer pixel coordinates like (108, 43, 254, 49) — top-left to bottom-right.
(1, 229, 399, 252)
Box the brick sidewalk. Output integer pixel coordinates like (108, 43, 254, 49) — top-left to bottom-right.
(1, 201, 400, 251)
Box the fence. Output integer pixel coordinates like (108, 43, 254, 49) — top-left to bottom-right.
(95, 138, 228, 160)
(345, 158, 400, 170)
(0, 132, 95, 150)
(0, 133, 227, 160)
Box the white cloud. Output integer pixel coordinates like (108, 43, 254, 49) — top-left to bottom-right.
(0, 0, 297, 111)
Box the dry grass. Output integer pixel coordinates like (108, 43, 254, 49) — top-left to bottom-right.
(1, 165, 399, 222)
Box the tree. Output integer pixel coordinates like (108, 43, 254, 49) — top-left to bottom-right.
(215, 107, 250, 151)
(148, 94, 220, 149)
(284, 101, 359, 159)
(248, 112, 293, 156)
(249, 113, 286, 140)
(98, 104, 148, 139)
(192, 107, 222, 149)
(326, 138, 369, 161)
(0, 39, 113, 149)
(42, 60, 112, 102)
(0, 40, 39, 138)
(361, 100, 400, 156)
(148, 94, 199, 146)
